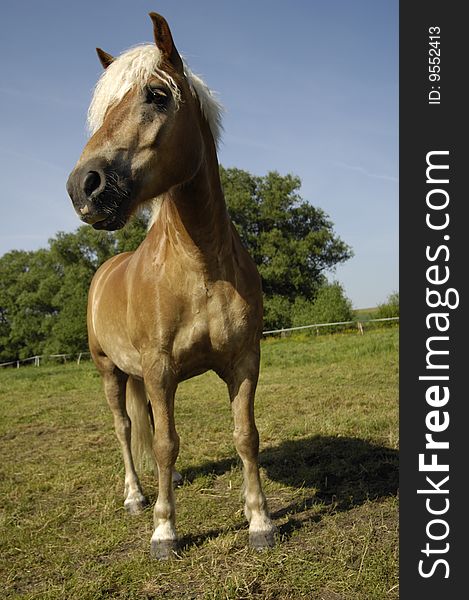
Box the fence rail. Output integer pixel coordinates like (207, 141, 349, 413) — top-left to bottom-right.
(262, 316, 399, 335)
(0, 316, 399, 368)
(0, 351, 91, 368)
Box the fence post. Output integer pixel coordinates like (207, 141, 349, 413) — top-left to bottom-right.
(357, 321, 364, 335)
(16, 361, 20, 369)
(77, 352, 82, 365)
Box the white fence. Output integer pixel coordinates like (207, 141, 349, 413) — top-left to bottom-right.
(0, 316, 399, 368)
(0, 351, 91, 369)
(262, 316, 399, 335)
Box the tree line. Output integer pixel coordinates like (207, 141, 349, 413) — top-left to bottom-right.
(1, 167, 356, 362)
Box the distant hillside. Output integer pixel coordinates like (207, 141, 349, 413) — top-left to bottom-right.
(354, 307, 379, 320)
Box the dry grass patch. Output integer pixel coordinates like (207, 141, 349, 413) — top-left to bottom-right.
(1, 328, 398, 599)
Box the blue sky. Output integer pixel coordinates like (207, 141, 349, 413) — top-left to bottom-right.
(0, 0, 398, 309)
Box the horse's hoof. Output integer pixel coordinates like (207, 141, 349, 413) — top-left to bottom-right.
(249, 528, 276, 550)
(124, 495, 148, 515)
(150, 538, 179, 560)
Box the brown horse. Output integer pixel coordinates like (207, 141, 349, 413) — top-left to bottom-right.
(66, 13, 275, 559)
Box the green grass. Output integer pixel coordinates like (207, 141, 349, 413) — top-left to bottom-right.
(0, 328, 398, 599)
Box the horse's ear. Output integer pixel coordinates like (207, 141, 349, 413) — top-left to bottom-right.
(96, 48, 114, 70)
(149, 12, 184, 74)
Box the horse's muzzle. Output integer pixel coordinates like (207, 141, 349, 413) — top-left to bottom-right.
(66, 160, 131, 230)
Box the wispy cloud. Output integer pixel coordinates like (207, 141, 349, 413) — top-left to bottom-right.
(0, 147, 67, 174)
(334, 161, 398, 183)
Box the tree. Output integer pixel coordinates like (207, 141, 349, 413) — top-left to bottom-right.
(221, 167, 352, 300)
(115, 214, 148, 253)
(49, 226, 116, 272)
(0, 219, 149, 362)
(46, 227, 117, 354)
(0, 249, 61, 361)
(221, 167, 353, 328)
(1, 251, 31, 361)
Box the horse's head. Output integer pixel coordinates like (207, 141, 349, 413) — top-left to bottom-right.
(67, 13, 222, 230)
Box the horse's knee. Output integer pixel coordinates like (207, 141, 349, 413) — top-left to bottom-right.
(115, 415, 131, 438)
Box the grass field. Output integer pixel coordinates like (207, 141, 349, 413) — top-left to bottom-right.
(0, 328, 398, 600)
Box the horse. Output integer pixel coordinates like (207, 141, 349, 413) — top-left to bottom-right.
(66, 12, 276, 559)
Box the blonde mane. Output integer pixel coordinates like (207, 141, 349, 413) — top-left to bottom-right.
(87, 44, 223, 145)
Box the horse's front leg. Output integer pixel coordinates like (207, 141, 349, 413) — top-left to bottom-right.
(101, 364, 147, 514)
(143, 358, 180, 560)
(228, 349, 276, 549)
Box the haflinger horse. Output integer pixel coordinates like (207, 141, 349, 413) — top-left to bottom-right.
(66, 13, 276, 559)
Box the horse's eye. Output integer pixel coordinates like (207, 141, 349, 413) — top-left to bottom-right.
(146, 85, 169, 108)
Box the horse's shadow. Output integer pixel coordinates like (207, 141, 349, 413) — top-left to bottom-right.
(177, 435, 398, 548)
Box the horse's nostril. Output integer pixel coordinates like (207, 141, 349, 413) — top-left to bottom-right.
(83, 170, 103, 197)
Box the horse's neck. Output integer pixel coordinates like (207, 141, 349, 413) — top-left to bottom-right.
(149, 155, 233, 273)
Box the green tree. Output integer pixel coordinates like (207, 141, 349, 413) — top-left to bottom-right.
(0, 219, 148, 362)
(49, 226, 116, 272)
(1, 250, 31, 361)
(115, 214, 148, 253)
(221, 167, 353, 328)
(263, 296, 293, 331)
(221, 167, 352, 300)
(0, 249, 61, 361)
(46, 227, 117, 354)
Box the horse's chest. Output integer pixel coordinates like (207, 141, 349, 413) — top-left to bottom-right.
(173, 283, 252, 363)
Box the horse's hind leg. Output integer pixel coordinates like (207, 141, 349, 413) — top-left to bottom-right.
(228, 350, 276, 549)
(102, 365, 147, 514)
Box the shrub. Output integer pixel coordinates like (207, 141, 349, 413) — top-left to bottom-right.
(292, 282, 353, 327)
(376, 292, 399, 319)
(263, 296, 292, 331)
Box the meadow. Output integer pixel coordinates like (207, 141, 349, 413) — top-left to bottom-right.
(0, 328, 398, 600)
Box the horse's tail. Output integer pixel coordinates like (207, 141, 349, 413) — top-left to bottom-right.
(126, 376, 156, 474)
